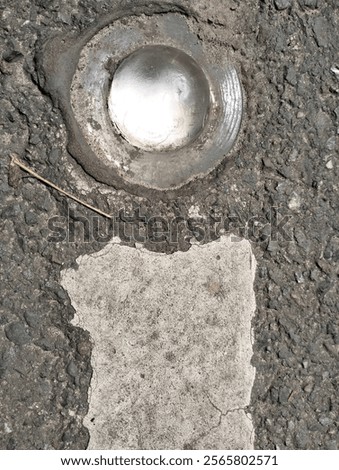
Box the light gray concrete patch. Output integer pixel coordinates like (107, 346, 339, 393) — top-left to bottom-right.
(61, 236, 257, 449)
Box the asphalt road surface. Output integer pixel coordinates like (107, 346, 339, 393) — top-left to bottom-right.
(0, 0, 338, 450)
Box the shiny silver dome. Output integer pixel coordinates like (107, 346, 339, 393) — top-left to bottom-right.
(108, 45, 211, 152)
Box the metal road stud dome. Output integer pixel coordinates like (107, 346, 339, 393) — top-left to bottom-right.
(46, 7, 244, 194)
(108, 45, 211, 152)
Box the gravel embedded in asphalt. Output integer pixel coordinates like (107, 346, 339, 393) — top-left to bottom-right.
(0, 0, 338, 450)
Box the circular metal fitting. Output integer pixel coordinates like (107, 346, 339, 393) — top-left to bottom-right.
(108, 45, 211, 152)
(40, 5, 244, 196)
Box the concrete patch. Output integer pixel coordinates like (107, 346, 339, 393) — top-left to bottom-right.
(61, 236, 256, 449)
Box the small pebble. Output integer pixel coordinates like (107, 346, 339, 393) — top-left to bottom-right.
(319, 416, 332, 426)
(304, 0, 318, 8)
(326, 136, 336, 151)
(304, 384, 313, 393)
(274, 0, 291, 10)
(25, 211, 38, 226)
(5, 322, 31, 346)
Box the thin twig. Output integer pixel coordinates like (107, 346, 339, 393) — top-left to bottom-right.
(10, 154, 113, 220)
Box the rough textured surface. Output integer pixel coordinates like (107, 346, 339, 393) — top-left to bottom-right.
(0, 0, 338, 450)
(61, 237, 256, 450)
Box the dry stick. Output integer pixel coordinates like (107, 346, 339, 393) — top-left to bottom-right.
(11, 154, 113, 220)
